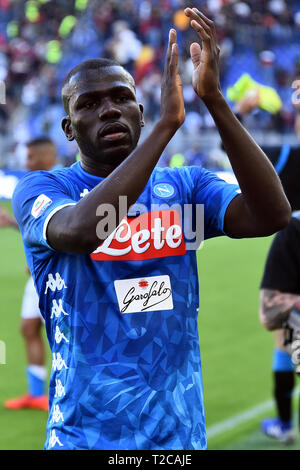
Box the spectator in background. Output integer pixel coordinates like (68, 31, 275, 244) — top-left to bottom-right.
(105, 20, 142, 74)
(234, 93, 300, 211)
(185, 143, 207, 167)
(1, 1, 300, 170)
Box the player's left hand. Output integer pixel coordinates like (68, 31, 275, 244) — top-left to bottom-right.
(160, 28, 185, 130)
(184, 8, 221, 102)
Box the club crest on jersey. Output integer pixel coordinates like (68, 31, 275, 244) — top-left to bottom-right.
(91, 209, 186, 261)
(153, 183, 175, 198)
(31, 194, 52, 218)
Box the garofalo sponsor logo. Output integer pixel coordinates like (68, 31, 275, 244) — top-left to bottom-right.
(114, 275, 173, 314)
(93, 197, 204, 260)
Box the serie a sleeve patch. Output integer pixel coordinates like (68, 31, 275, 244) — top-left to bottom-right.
(31, 194, 52, 219)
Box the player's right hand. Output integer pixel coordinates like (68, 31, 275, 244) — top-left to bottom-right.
(160, 29, 185, 130)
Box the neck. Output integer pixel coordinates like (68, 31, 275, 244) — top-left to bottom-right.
(80, 158, 118, 178)
(79, 147, 133, 177)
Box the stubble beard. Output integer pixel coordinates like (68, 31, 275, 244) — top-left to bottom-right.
(74, 128, 141, 167)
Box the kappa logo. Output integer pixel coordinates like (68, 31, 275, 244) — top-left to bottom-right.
(50, 299, 69, 319)
(54, 326, 69, 344)
(91, 210, 186, 261)
(52, 352, 68, 371)
(31, 194, 52, 219)
(153, 183, 175, 198)
(80, 188, 90, 198)
(45, 273, 67, 294)
(51, 404, 64, 424)
(48, 429, 63, 449)
(55, 379, 66, 398)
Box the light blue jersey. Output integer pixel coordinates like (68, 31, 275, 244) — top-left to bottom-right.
(12, 162, 239, 450)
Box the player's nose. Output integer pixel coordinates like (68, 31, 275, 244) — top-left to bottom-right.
(98, 99, 121, 120)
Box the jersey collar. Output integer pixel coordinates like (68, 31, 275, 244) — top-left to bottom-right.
(71, 161, 105, 187)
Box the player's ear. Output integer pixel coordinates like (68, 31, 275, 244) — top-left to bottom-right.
(62, 116, 74, 141)
(139, 104, 145, 127)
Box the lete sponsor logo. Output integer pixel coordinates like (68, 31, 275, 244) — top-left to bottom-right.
(31, 194, 52, 218)
(91, 210, 186, 261)
(114, 275, 173, 313)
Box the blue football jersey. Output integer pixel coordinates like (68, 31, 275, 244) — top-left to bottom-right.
(12, 162, 239, 450)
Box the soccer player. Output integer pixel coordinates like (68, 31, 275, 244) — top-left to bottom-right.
(12, 9, 290, 450)
(259, 213, 300, 444)
(233, 95, 300, 443)
(2, 138, 58, 411)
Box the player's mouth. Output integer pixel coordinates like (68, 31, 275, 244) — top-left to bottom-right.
(99, 123, 129, 142)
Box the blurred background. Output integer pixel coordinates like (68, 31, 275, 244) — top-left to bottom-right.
(0, 0, 300, 176)
(1, 0, 300, 451)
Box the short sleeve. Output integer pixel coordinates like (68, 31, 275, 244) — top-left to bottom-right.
(187, 166, 240, 239)
(260, 217, 300, 294)
(12, 171, 76, 253)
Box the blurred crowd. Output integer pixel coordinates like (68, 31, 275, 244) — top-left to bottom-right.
(0, 0, 300, 170)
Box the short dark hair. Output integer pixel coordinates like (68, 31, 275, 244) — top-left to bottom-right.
(61, 58, 135, 114)
(62, 58, 120, 90)
(26, 137, 54, 147)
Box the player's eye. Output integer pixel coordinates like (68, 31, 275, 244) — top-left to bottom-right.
(116, 95, 130, 103)
(84, 101, 97, 109)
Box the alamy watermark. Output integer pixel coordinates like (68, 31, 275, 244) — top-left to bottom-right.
(95, 197, 205, 252)
(0, 80, 5, 105)
(0, 340, 6, 364)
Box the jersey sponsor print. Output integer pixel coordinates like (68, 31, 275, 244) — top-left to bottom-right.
(92, 210, 186, 261)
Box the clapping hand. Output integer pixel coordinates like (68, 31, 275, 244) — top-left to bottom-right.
(160, 29, 185, 130)
(184, 8, 221, 103)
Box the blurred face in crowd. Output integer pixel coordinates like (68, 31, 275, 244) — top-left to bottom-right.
(62, 66, 144, 170)
(26, 143, 56, 172)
